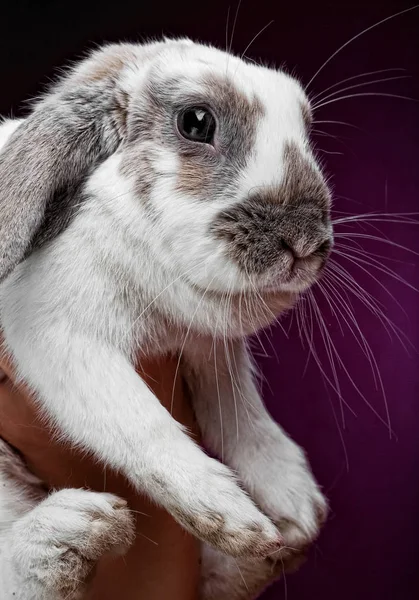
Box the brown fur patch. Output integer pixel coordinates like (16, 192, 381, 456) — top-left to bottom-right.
(76, 45, 138, 84)
(281, 141, 329, 209)
(172, 503, 281, 559)
(120, 143, 158, 212)
(120, 72, 263, 216)
(176, 74, 264, 199)
(176, 154, 215, 198)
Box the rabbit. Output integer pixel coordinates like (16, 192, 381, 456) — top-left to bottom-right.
(0, 37, 332, 599)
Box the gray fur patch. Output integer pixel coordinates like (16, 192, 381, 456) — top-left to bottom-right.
(0, 57, 128, 281)
(211, 142, 331, 274)
(176, 74, 264, 200)
(281, 142, 329, 210)
(300, 101, 313, 130)
(121, 72, 263, 210)
(30, 181, 88, 252)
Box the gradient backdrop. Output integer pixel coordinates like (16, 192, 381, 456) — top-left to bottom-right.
(1, 1, 418, 598)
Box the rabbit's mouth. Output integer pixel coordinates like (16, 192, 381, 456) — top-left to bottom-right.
(211, 199, 333, 295)
(184, 237, 331, 302)
(257, 244, 332, 295)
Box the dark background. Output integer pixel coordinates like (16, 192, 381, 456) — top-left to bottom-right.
(1, 1, 418, 599)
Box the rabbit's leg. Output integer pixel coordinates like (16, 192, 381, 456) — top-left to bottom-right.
(1, 320, 281, 558)
(184, 338, 328, 562)
(0, 439, 135, 600)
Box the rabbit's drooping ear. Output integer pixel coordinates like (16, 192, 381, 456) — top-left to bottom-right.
(0, 43, 140, 282)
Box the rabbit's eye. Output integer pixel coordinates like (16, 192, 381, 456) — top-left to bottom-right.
(177, 107, 216, 144)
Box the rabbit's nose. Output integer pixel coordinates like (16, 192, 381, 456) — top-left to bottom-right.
(280, 233, 332, 262)
(211, 198, 333, 276)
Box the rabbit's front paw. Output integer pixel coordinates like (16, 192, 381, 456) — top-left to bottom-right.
(9, 489, 135, 599)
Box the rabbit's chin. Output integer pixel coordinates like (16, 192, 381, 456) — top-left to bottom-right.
(225, 289, 299, 337)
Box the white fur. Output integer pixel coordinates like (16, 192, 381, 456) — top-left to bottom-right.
(0, 118, 23, 151)
(0, 446, 134, 600)
(0, 39, 328, 599)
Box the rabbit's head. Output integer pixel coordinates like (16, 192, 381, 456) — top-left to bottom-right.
(0, 38, 332, 316)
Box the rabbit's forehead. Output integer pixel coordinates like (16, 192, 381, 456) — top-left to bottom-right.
(157, 49, 306, 98)
(153, 50, 310, 137)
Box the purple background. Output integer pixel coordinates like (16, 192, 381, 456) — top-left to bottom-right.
(1, 1, 418, 598)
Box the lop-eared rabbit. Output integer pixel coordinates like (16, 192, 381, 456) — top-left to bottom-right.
(0, 38, 331, 599)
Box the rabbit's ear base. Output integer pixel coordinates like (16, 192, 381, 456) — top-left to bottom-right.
(0, 44, 137, 282)
(71, 43, 139, 85)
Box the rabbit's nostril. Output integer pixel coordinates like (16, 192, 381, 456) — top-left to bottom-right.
(280, 238, 295, 258)
(280, 236, 332, 261)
